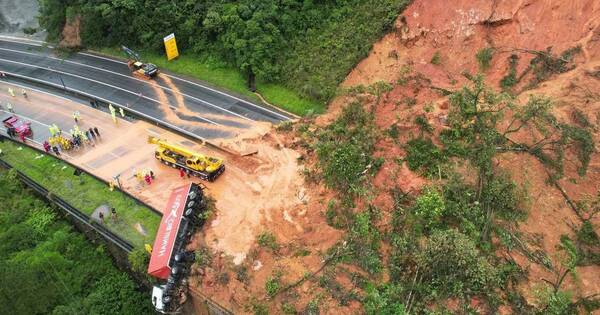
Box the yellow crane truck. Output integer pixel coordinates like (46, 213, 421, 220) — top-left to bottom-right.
(148, 137, 225, 181)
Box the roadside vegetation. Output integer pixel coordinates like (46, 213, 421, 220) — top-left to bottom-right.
(0, 168, 152, 314)
(38, 0, 410, 115)
(0, 140, 160, 248)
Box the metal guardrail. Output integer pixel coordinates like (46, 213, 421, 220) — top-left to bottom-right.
(0, 130, 162, 216)
(0, 156, 134, 253)
(0, 71, 229, 154)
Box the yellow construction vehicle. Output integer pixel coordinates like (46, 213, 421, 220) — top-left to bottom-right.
(148, 137, 225, 181)
(122, 46, 159, 79)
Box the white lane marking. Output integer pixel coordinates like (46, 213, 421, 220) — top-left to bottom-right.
(0, 109, 72, 137)
(0, 57, 221, 126)
(0, 35, 54, 48)
(80, 55, 293, 120)
(1, 125, 43, 146)
(163, 73, 293, 120)
(0, 80, 72, 102)
(0, 70, 213, 144)
(0, 37, 294, 120)
(0, 110, 75, 158)
(79, 52, 127, 64)
(0, 47, 255, 122)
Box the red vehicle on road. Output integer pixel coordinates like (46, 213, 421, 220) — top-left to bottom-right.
(3, 115, 33, 138)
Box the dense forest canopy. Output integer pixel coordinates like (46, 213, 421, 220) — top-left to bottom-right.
(38, 0, 410, 103)
(0, 169, 152, 314)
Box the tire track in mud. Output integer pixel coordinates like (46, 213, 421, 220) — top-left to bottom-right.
(147, 79, 246, 138)
(160, 74, 253, 128)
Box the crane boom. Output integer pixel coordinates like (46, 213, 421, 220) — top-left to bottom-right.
(122, 45, 141, 62)
(148, 137, 203, 159)
(148, 137, 225, 181)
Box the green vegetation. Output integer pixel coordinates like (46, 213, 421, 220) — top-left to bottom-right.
(476, 47, 494, 71)
(257, 231, 279, 251)
(265, 272, 282, 298)
(39, 0, 411, 113)
(528, 46, 581, 87)
(96, 47, 322, 116)
(292, 75, 599, 313)
(430, 51, 442, 65)
(500, 54, 519, 90)
(0, 169, 152, 314)
(0, 140, 159, 248)
(315, 101, 380, 196)
(405, 137, 445, 177)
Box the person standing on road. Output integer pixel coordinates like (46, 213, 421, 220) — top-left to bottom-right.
(179, 168, 185, 179)
(6, 102, 13, 113)
(93, 127, 100, 138)
(43, 141, 51, 153)
(88, 128, 96, 140)
(52, 146, 60, 156)
(8, 88, 15, 97)
(21, 89, 27, 99)
(144, 173, 152, 185)
(73, 111, 80, 123)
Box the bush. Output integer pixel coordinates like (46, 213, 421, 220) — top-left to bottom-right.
(344, 211, 383, 274)
(415, 115, 433, 134)
(413, 187, 445, 230)
(258, 232, 279, 251)
(364, 284, 407, 315)
(128, 247, 150, 274)
(265, 273, 282, 297)
(500, 54, 519, 90)
(476, 47, 494, 71)
(417, 229, 500, 297)
(316, 102, 378, 195)
(430, 51, 442, 65)
(405, 137, 445, 177)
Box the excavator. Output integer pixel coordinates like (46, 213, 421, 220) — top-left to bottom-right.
(148, 137, 225, 181)
(122, 46, 159, 79)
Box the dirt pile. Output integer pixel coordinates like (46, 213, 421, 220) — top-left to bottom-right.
(337, 0, 600, 308)
(59, 16, 81, 48)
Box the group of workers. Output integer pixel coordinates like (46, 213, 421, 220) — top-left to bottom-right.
(43, 121, 102, 156)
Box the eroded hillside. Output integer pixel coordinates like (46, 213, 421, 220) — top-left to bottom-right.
(191, 1, 600, 313)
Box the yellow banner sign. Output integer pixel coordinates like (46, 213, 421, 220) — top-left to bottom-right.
(163, 33, 179, 61)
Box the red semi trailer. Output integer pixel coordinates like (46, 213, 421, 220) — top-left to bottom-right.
(148, 183, 206, 314)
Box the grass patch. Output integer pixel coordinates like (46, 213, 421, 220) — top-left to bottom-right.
(0, 140, 159, 248)
(95, 47, 322, 116)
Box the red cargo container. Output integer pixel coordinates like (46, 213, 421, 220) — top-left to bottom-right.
(148, 184, 192, 279)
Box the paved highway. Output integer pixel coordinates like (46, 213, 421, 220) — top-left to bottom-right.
(0, 37, 292, 140)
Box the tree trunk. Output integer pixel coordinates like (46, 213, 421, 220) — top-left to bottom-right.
(247, 68, 256, 92)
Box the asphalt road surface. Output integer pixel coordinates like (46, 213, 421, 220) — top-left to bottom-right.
(0, 37, 292, 140)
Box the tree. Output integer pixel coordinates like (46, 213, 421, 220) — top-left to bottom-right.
(205, 1, 283, 90)
(417, 229, 499, 298)
(364, 284, 408, 315)
(412, 187, 445, 229)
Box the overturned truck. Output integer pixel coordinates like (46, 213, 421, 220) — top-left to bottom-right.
(148, 183, 208, 314)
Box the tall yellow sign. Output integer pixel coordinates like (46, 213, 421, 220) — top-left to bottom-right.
(163, 33, 179, 61)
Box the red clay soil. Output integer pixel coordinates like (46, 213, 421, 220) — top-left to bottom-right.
(332, 0, 600, 310)
(59, 16, 81, 48)
(44, 1, 600, 313)
(193, 1, 600, 313)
